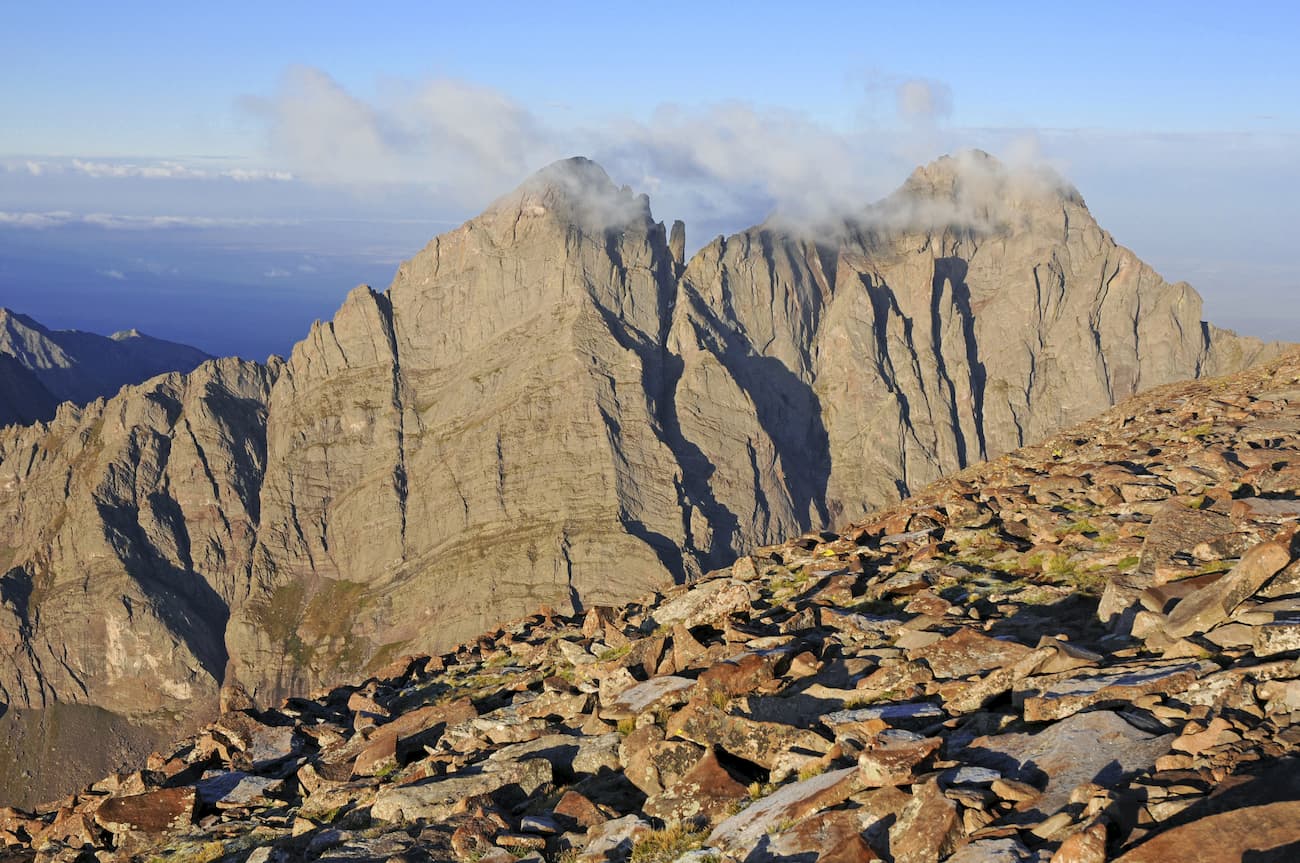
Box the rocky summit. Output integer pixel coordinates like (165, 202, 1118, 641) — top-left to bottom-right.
(4, 347, 1299, 860)
(0, 153, 1285, 803)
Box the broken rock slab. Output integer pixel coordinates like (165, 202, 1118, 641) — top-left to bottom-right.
(371, 758, 553, 823)
(1164, 540, 1292, 637)
(964, 710, 1173, 822)
(600, 676, 697, 721)
(706, 766, 860, 855)
(1016, 659, 1216, 722)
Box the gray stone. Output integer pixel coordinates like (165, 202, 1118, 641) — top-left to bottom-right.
(945, 837, 1033, 862)
(965, 710, 1173, 821)
(371, 758, 553, 823)
(1017, 660, 1216, 722)
(1254, 621, 1300, 656)
(706, 767, 860, 853)
(600, 676, 697, 720)
(823, 702, 944, 726)
(1164, 541, 1293, 637)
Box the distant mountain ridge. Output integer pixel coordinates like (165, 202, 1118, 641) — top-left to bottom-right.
(0, 308, 211, 425)
(0, 151, 1286, 803)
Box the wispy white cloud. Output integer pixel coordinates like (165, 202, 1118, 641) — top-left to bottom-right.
(99, 268, 126, 280)
(0, 210, 297, 230)
(3, 157, 294, 182)
(240, 65, 988, 229)
(0, 210, 76, 227)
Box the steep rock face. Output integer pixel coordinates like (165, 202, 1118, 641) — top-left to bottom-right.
(0, 153, 1285, 802)
(0, 308, 212, 424)
(669, 152, 1273, 541)
(227, 161, 694, 702)
(0, 357, 275, 801)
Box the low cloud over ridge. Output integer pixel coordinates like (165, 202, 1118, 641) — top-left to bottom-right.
(243, 66, 1030, 234)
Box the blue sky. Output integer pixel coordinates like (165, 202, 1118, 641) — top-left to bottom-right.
(2, 1, 1298, 356)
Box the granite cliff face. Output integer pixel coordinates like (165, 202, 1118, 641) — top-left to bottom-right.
(0, 308, 212, 426)
(0, 153, 1283, 803)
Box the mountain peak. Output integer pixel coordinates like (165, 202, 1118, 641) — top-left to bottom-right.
(484, 156, 654, 232)
(904, 149, 1080, 203)
(0, 307, 47, 334)
(866, 148, 1085, 233)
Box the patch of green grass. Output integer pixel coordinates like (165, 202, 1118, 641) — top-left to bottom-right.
(1116, 555, 1141, 571)
(629, 823, 708, 863)
(597, 644, 632, 662)
(766, 817, 800, 836)
(1044, 554, 1079, 578)
(1055, 519, 1100, 538)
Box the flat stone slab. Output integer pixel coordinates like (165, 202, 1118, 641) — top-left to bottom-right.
(910, 628, 1034, 679)
(823, 702, 944, 727)
(940, 766, 1002, 786)
(599, 675, 697, 720)
(649, 579, 756, 630)
(964, 710, 1172, 821)
(196, 773, 281, 808)
(94, 787, 195, 833)
(372, 758, 553, 823)
(1016, 659, 1215, 722)
(707, 767, 860, 853)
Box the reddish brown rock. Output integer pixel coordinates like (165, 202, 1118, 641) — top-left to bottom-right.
(698, 649, 786, 696)
(707, 767, 861, 854)
(856, 731, 943, 787)
(1050, 821, 1108, 863)
(889, 779, 963, 863)
(553, 790, 608, 830)
(451, 816, 502, 860)
(93, 787, 195, 834)
(910, 627, 1034, 679)
(642, 747, 748, 824)
(1112, 800, 1300, 862)
(765, 809, 882, 862)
